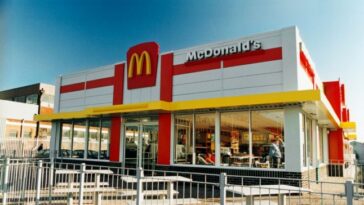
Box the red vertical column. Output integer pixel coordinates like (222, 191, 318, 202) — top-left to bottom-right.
(113, 63, 125, 105)
(157, 53, 173, 165)
(110, 117, 121, 161)
(158, 113, 172, 165)
(160, 53, 173, 101)
(109, 63, 124, 162)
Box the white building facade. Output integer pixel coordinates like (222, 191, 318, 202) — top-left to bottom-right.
(37, 27, 356, 180)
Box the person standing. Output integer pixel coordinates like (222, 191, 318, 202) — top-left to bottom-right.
(269, 138, 283, 168)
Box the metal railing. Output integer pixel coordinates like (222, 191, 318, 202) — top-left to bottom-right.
(0, 158, 363, 204)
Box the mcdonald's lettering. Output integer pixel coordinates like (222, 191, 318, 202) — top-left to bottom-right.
(126, 42, 159, 89)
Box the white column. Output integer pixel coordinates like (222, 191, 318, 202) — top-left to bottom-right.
(0, 118, 6, 143)
(281, 26, 299, 91)
(284, 107, 303, 172)
(215, 111, 221, 166)
(119, 118, 124, 163)
(192, 114, 196, 165)
(248, 111, 253, 167)
(50, 121, 60, 158)
(312, 120, 319, 167)
(170, 114, 175, 165)
(323, 127, 329, 164)
(54, 76, 62, 113)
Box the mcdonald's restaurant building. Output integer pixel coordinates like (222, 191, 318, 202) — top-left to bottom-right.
(36, 26, 357, 180)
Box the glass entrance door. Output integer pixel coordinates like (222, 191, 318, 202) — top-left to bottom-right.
(124, 124, 139, 168)
(142, 124, 158, 169)
(123, 122, 158, 169)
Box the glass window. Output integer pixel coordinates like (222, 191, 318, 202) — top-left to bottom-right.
(14, 96, 26, 103)
(59, 119, 111, 160)
(100, 120, 111, 160)
(41, 94, 55, 107)
(22, 122, 36, 138)
(72, 121, 86, 159)
(195, 113, 215, 165)
(87, 120, 100, 159)
(174, 115, 193, 164)
(252, 110, 284, 169)
(173, 109, 286, 169)
(220, 112, 250, 167)
(5, 120, 21, 138)
(26, 94, 38, 105)
(60, 122, 72, 157)
(39, 122, 52, 140)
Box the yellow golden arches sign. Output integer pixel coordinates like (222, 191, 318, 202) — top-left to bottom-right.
(126, 42, 159, 89)
(128, 51, 152, 78)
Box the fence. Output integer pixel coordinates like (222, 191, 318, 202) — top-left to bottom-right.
(0, 158, 364, 205)
(0, 139, 49, 158)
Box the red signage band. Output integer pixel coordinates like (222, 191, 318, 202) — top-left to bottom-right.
(126, 42, 159, 89)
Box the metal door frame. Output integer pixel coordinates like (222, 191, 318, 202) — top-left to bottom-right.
(122, 121, 158, 169)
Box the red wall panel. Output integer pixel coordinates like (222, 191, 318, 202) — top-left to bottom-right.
(341, 84, 346, 105)
(328, 129, 344, 163)
(160, 53, 173, 102)
(109, 117, 121, 161)
(157, 113, 171, 165)
(323, 81, 342, 120)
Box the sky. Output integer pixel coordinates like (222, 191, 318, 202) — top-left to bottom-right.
(0, 0, 363, 140)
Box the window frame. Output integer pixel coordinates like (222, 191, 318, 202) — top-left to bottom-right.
(59, 118, 111, 161)
(172, 108, 286, 170)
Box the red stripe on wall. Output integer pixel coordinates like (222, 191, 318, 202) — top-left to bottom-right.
(160, 53, 174, 102)
(60, 77, 115, 94)
(173, 59, 221, 75)
(299, 51, 316, 88)
(157, 113, 171, 165)
(60, 82, 85, 93)
(223, 47, 282, 68)
(109, 117, 121, 162)
(86, 77, 114, 89)
(173, 47, 282, 76)
(113, 63, 125, 105)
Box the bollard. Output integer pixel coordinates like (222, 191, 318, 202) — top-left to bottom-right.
(136, 167, 144, 205)
(220, 173, 227, 205)
(36, 160, 43, 205)
(78, 163, 86, 205)
(2, 158, 10, 205)
(345, 180, 354, 205)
